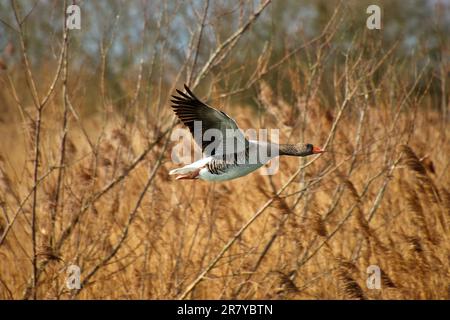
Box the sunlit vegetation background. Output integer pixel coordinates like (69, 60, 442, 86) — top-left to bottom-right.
(0, 0, 448, 299)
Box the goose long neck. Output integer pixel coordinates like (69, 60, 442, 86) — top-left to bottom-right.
(278, 143, 307, 156)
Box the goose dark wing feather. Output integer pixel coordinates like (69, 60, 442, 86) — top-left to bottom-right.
(171, 84, 247, 155)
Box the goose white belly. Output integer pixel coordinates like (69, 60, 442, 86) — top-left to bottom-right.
(170, 140, 278, 182)
(199, 163, 264, 181)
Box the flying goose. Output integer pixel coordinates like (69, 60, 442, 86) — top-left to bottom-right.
(169, 85, 323, 181)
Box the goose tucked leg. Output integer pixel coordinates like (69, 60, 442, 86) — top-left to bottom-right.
(169, 164, 204, 180)
(174, 168, 200, 180)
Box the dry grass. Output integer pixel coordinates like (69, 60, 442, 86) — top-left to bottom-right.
(0, 81, 448, 299)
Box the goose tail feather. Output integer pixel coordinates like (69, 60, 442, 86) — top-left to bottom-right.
(169, 165, 201, 180)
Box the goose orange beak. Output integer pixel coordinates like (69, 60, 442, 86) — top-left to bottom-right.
(313, 146, 324, 154)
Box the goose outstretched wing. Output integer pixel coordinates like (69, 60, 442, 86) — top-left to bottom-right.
(171, 84, 248, 156)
